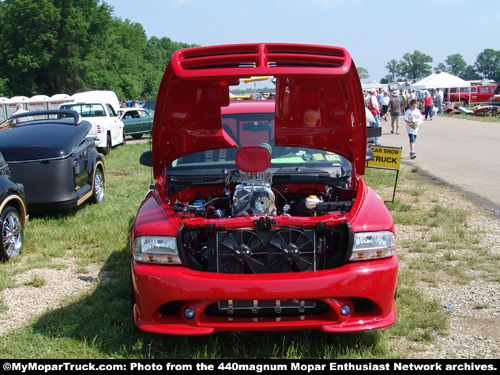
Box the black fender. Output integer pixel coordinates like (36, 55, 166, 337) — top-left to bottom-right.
(0, 177, 28, 226)
(87, 148, 105, 185)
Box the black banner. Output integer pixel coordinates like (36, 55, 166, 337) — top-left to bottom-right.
(1, 359, 498, 374)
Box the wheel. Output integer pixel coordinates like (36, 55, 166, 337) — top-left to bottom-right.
(91, 166, 105, 203)
(99, 133, 112, 155)
(0, 206, 23, 261)
(460, 98, 467, 107)
(131, 133, 143, 140)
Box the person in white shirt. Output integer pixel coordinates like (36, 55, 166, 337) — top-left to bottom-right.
(404, 99, 423, 159)
(12, 104, 30, 124)
(12, 103, 28, 116)
(368, 89, 381, 145)
(381, 91, 390, 121)
(434, 88, 444, 114)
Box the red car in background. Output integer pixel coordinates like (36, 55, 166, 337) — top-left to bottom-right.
(446, 84, 498, 106)
(130, 43, 397, 335)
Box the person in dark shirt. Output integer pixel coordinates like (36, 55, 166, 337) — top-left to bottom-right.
(389, 91, 403, 135)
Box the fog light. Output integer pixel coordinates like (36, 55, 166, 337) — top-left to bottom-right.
(340, 304, 351, 316)
(184, 308, 195, 319)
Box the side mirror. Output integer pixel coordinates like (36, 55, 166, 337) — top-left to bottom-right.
(140, 150, 153, 166)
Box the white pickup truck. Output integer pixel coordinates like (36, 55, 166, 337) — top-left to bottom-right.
(60, 91, 125, 154)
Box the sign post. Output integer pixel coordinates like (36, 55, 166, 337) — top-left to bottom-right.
(366, 145, 402, 203)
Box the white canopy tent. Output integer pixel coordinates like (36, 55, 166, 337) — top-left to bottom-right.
(410, 72, 470, 105)
(410, 72, 470, 90)
(409, 73, 438, 89)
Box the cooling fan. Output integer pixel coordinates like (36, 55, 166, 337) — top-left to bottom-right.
(218, 230, 266, 273)
(267, 229, 315, 272)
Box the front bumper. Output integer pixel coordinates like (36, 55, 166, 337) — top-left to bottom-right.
(131, 255, 398, 335)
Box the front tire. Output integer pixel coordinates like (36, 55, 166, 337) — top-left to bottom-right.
(0, 206, 23, 261)
(91, 166, 105, 204)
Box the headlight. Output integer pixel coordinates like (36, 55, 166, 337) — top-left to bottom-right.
(133, 236, 181, 264)
(350, 231, 396, 261)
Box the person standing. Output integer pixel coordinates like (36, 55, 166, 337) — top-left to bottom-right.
(423, 91, 434, 120)
(434, 88, 444, 113)
(364, 91, 371, 107)
(12, 103, 28, 116)
(417, 89, 424, 109)
(400, 90, 408, 110)
(409, 89, 416, 102)
(389, 91, 403, 134)
(12, 104, 30, 124)
(381, 92, 390, 121)
(404, 99, 423, 159)
(368, 89, 381, 145)
(377, 88, 384, 106)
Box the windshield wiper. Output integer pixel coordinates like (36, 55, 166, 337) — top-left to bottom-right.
(274, 167, 344, 178)
(168, 175, 226, 185)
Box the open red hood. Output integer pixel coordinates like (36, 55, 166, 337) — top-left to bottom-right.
(152, 43, 367, 178)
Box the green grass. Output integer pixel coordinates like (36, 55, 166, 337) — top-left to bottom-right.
(0, 143, 494, 358)
(23, 275, 46, 288)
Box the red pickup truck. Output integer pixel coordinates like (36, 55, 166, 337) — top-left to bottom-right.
(445, 84, 498, 106)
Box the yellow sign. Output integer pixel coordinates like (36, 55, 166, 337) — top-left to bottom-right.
(241, 76, 270, 83)
(367, 146, 402, 170)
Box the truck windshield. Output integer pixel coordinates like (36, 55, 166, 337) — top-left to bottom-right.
(60, 104, 105, 117)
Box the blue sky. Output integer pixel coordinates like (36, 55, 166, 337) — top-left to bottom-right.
(104, 0, 499, 83)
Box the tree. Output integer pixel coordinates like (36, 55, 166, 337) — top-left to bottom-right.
(0, 0, 119, 96)
(0, 0, 193, 99)
(435, 53, 484, 80)
(384, 52, 433, 82)
(434, 63, 447, 74)
(461, 65, 481, 81)
(384, 59, 401, 82)
(357, 67, 369, 80)
(442, 54, 467, 77)
(0, 0, 61, 95)
(142, 36, 197, 98)
(398, 51, 433, 80)
(475, 49, 500, 82)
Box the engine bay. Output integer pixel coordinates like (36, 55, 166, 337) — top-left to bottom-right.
(170, 167, 355, 220)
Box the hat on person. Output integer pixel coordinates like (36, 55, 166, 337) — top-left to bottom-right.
(392, 91, 399, 96)
(370, 88, 377, 93)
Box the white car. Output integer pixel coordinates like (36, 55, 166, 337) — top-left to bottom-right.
(60, 101, 125, 154)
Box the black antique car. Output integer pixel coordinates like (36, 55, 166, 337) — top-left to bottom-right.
(0, 110, 105, 213)
(0, 151, 27, 261)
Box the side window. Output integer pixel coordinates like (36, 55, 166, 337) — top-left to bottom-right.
(92, 104, 105, 116)
(480, 87, 489, 93)
(106, 104, 117, 117)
